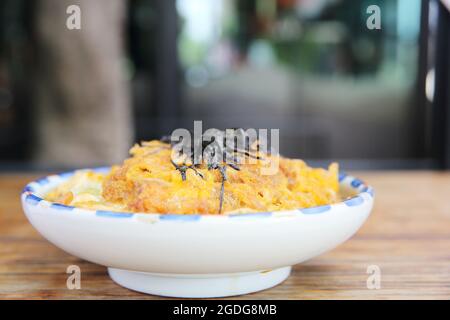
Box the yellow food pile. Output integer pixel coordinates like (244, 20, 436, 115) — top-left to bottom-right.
(46, 140, 339, 214)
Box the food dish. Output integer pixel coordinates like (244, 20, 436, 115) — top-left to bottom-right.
(45, 140, 340, 215)
(21, 162, 374, 297)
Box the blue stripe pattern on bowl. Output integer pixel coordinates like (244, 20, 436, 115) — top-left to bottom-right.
(344, 196, 364, 207)
(23, 186, 35, 193)
(159, 214, 202, 221)
(362, 187, 374, 197)
(25, 194, 42, 205)
(96, 210, 134, 218)
(351, 178, 363, 188)
(50, 203, 75, 211)
(301, 205, 332, 214)
(59, 172, 76, 179)
(36, 178, 50, 186)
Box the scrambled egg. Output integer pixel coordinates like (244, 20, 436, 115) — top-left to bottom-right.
(46, 140, 339, 214)
(45, 170, 126, 211)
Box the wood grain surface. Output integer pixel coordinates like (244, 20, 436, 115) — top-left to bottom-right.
(1, 171, 450, 300)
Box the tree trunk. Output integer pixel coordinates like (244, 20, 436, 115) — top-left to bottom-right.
(34, 0, 132, 167)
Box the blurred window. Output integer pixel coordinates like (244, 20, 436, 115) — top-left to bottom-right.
(174, 0, 424, 161)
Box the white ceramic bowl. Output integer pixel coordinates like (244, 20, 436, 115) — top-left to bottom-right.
(21, 167, 374, 298)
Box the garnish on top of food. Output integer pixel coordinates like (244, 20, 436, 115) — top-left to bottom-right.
(45, 138, 339, 215)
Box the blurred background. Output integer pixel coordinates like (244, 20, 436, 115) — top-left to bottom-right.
(0, 0, 449, 171)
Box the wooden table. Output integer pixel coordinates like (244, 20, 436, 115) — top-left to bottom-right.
(1, 171, 450, 299)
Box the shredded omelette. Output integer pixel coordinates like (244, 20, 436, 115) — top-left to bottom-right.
(45, 140, 339, 214)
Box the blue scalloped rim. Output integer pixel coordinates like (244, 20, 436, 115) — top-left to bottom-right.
(21, 168, 374, 221)
(301, 205, 332, 214)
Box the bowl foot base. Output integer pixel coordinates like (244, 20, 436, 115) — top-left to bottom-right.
(108, 266, 291, 298)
